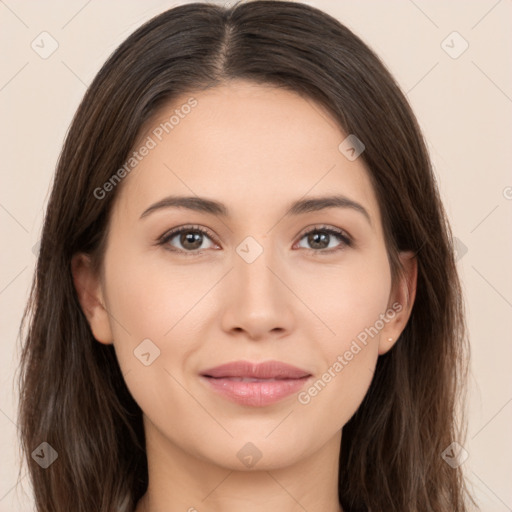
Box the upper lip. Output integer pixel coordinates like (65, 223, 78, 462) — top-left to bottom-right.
(200, 360, 311, 379)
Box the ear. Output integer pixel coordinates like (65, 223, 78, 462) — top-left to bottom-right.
(70, 253, 113, 345)
(378, 250, 418, 355)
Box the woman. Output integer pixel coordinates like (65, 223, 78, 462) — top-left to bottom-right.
(16, 1, 476, 511)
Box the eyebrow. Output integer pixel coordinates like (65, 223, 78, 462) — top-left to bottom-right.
(139, 194, 371, 225)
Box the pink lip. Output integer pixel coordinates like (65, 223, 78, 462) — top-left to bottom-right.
(200, 360, 312, 407)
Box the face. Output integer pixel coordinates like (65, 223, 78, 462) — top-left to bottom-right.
(73, 79, 416, 471)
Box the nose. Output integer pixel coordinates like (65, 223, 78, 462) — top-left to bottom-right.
(219, 241, 295, 341)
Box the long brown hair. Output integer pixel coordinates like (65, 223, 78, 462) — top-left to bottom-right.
(16, 1, 476, 510)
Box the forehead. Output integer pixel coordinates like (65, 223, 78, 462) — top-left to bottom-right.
(113, 80, 381, 228)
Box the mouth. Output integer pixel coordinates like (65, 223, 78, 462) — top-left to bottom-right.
(199, 360, 312, 407)
(204, 376, 304, 382)
(200, 360, 311, 379)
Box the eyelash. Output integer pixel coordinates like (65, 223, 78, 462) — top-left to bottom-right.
(156, 224, 353, 257)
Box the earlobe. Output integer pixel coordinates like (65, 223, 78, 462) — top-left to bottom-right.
(70, 253, 113, 345)
(378, 251, 418, 355)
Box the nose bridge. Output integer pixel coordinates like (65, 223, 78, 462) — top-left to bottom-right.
(221, 233, 292, 337)
(235, 234, 281, 304)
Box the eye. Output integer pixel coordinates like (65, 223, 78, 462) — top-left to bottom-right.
(295, 225, 352, 254)
(157, 224, 353, 256)
(157, 225, 219, 256)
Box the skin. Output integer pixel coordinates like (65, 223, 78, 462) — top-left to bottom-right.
(72, 79, 417, 512)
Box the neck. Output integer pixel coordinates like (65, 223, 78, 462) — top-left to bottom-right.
(135, 417, 344, 512)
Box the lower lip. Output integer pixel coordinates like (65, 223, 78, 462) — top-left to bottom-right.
(200, 376, 311, 407)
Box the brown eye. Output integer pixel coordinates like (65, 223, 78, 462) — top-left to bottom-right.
(158, 225, 218, 255)
(176, 230, 205, 251)
(296, 226, 352, 253)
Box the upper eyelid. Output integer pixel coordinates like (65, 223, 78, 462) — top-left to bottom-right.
(162, 225, 219, 243)
(296, 224, 351, 239)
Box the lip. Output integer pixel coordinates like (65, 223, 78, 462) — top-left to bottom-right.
(201, 360, 311, 379)
(200, 360, 312, 407)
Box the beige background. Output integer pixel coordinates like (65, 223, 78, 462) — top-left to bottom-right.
(1, 0, 511, 510)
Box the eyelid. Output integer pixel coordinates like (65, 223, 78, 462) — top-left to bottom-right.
(293, 224, 353, 252)
(156, 224, 221, 253)
(295, 224, 352, 243)
(157, 223, 353, 255)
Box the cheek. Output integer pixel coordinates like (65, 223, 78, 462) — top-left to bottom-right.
(298, 346, 377, 433)
(297, 248, 392, 344)
(332, 262, 391, 339)
(101, 249, 208, 427)
(294, 252, 391, 425)
(101, 244, 211, 382)
(103, 245, 210, 338)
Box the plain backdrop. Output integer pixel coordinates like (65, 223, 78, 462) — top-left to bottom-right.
(1, 0, 511, 510)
